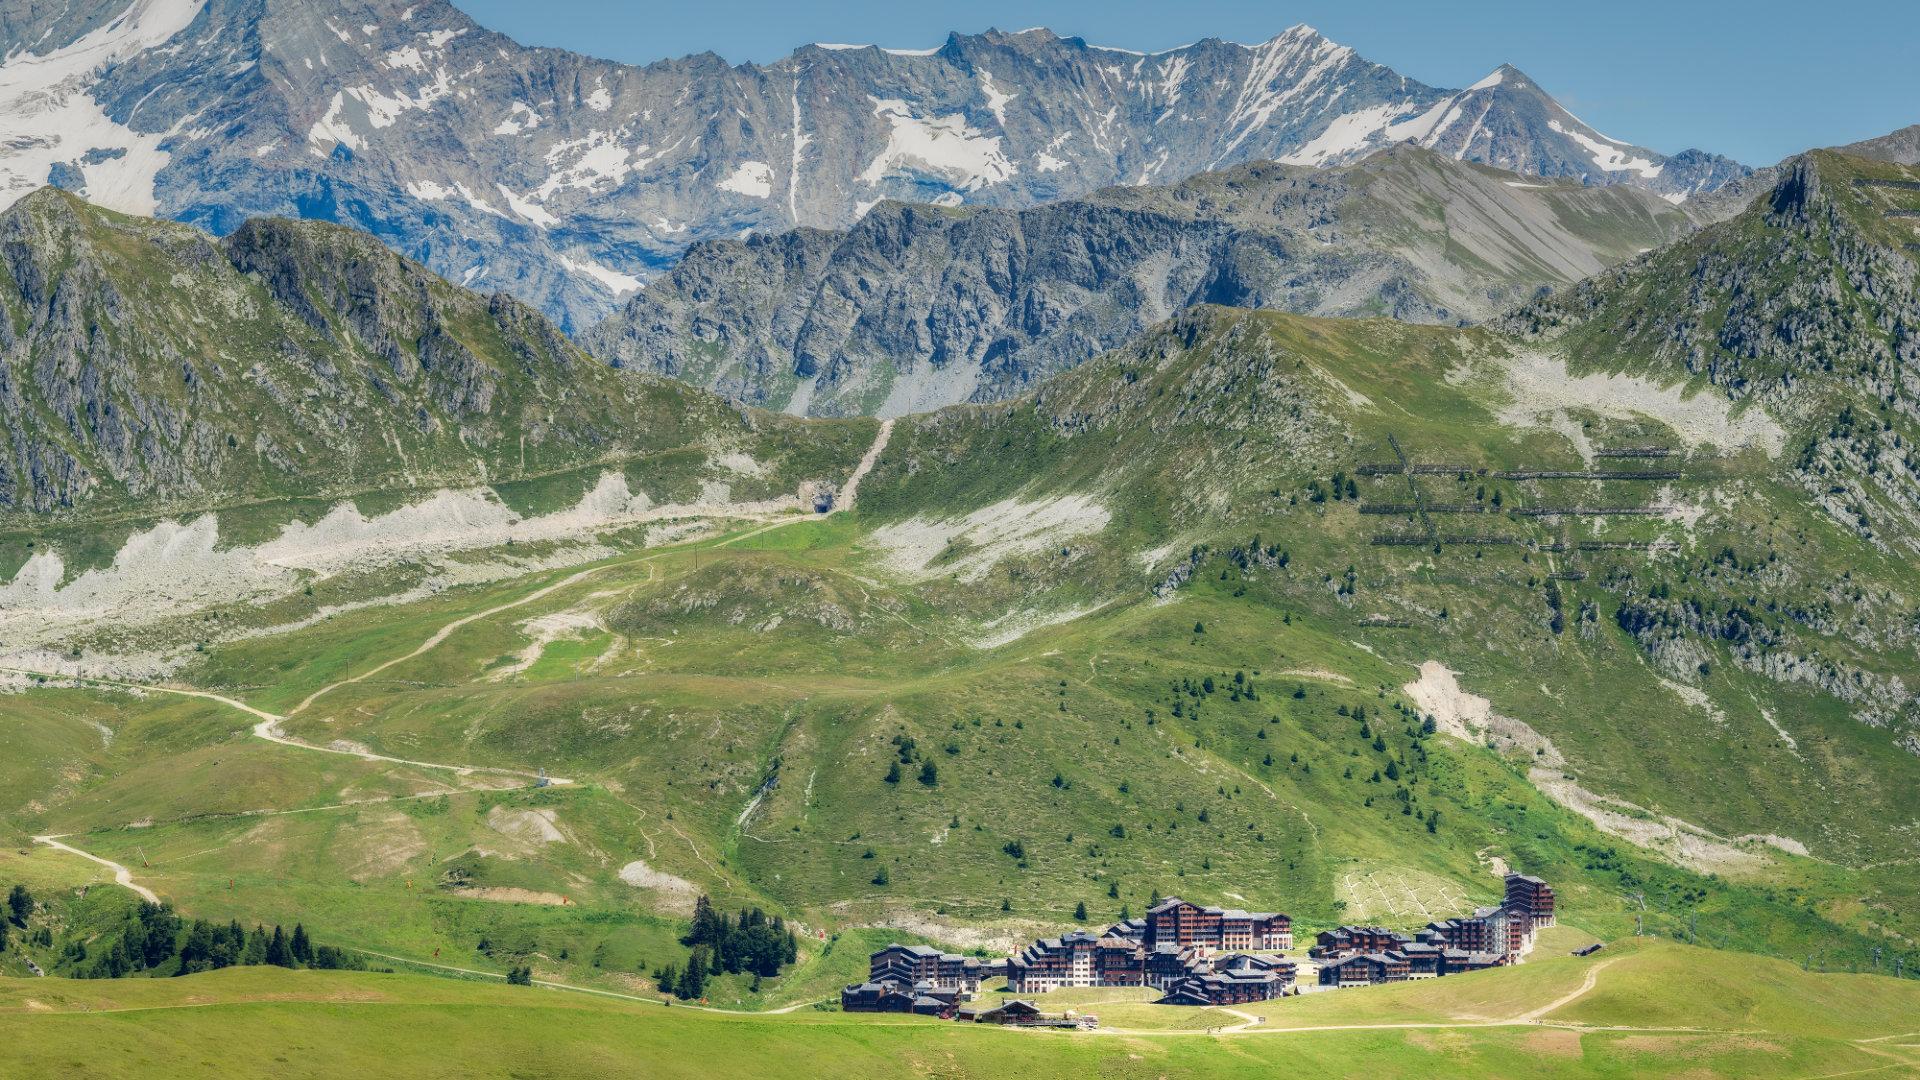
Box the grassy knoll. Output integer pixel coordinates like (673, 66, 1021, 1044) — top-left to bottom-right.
(2, 937, 1917, 1079)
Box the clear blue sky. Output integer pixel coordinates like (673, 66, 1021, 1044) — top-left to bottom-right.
(450, 0, 1919, 166)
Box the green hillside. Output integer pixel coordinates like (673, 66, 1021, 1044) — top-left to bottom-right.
(7, 299, 1914, 996)
(1, 937, 1916, 1079)
(0, 188, 873, 528)
(3, 153, 1919, 1076)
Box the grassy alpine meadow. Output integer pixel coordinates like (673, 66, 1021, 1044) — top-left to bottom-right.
(5, 267, 1919, 1074)
(1, 938, 1918, 1079)
(7, 500, 1913, 1003)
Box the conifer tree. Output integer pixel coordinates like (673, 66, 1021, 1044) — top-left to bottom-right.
(676, 949, 708, 999)
(7, 885, 32, 926)
(179, 921, 215, 975)
(141, 905, 180, 970)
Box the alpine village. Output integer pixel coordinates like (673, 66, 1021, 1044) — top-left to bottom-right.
(842, 875, 1557, 1026)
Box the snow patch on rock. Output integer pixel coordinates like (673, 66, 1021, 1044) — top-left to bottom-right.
(858, 97, 1015, 192)
(558, 253, 641, 294)
(0, 0, 208, 214)
(1546, 119, 1661, 179)
(717, 160, 774, 198)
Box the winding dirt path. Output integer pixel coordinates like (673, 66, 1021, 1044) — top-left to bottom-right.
(1087, 955, 1623, 1038)
(0, 667, 571, 787)
(1216, 1007, 1262, 1031)
(13, 423, 911, 994)
(12, 453, 900, 902)
(9, 414, 900, 800)
(1517, 956, 1616, 1022)
(283, 559, 658, 721)
(29, 835, 159, 904)
(346, 948, 823, 1014)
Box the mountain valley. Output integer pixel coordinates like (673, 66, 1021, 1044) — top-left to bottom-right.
(1, 5, 1917, 1079)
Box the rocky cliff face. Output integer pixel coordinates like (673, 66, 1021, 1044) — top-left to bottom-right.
(1503, 149, 1920, 557)
(0, 1, 1748, 328)
(1836, 124, 1920, 166)
(584, 146, 1707, 416)
(0, 188, 831, 520)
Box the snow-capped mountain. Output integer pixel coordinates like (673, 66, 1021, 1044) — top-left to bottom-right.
(0, 0, 1750, 328)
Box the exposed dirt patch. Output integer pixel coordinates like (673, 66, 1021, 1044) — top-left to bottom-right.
(618, 859, 701, 915)
(867, 494, 1110, 583)
(1406, 660, 1800, 875)
(485, 805, 566, 847)
(1522, 1028, 1585, 1058)
(0, 468, 822, 678)
(1492, 351, 1786, 457)
(1612, 1034, 1719, 1057)
(447, 886, 571, 906)
(972, 604, 1098, 649)
(339, 810, 429, 882)
(1402, 661, 1562, 764)
(836, 907, 1032, 953)
(1273, 668, 1355, 685)
(489, 611, 603, 681)
(1526, 771, 1780, 875)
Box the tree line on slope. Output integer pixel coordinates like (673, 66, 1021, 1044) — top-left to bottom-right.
(2, 884, 363, 979)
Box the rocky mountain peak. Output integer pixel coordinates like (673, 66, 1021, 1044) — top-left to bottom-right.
(1766, 153, 1823, 221)
(0, 2, 1751, 328)
(585, 147, 1703, 416)
(0, 187, 833, 518)
(1836, 124, 1920, 166)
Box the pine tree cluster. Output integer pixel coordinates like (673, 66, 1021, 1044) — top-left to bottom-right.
(654, 895, 799, 999)
(2, 882, 363, 980)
